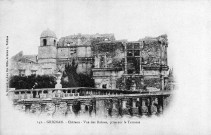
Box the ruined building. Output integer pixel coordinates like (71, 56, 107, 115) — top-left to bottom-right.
(9, 29, 173, 91)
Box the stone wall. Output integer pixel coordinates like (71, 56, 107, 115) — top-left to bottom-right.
(38, 46, 57, 60)
(9, 60, 40, 76)
(40, 37, 57, 46)
(140, 35, 168, 67)
(57, 48, 73, 59)
(58, 33, 115, 47)
(93, 42, 125, 69)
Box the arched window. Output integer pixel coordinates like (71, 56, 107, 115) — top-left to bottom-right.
(43, 39, 47, 46)
(54, 40, 56, 46)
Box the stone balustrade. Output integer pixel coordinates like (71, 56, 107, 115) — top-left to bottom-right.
(10, 89, 171, 118)
(8, 87, 141, 101)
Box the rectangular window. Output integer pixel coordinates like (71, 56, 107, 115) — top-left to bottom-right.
(127, 43, 133, 49)
(127, 57, 140, 74)
(127, 50, 133, 56)
(134, 50, 140, 56)
(134, 43, 140, 49)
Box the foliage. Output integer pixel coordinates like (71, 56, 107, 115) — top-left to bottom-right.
(61, 59, 95, 88)
(9, 75, 56, 89)
(116, 77, 133, 90)
(109, 58, 125, 70)
(134, 77, 146, 89)
(144, 78, 160, 89)
(78, 73, 95, 87)
(116, 77, 125, 90)
(117, 76, 159, 90)
(142, 42, 162, 66)
(125, 77, 133, 90)
(61, 60, 80, 87)
(116, 76, 147, 90)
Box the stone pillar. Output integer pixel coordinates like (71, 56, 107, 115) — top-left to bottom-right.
(65, 101, 73, 116)
(25, 103, 32, 113)
(132, 98, 138, 116)
(139, 43, 142, 73)
(122, 99, 127, 115)
(124, 42, 127, 74)
(24, 91, 27, 99)
(137, 98, 142, 116)
(40, 103, 46, 113)
(132, 98, 136, 108)
(52, 100, 61, 117)
(156, 96, 163, 115)
(80, 104, 86, 114)
(161, 76, 164, 91)
(165, 46, 167, 65)
(47, 90, 52, 98)
(94, 55, 100, 68)
(161, 96, 165, 112)
(92, 98, 96, 116)
(64, 91, 68, 97)
(128, 98, 133, 116)
(107, 99, 113, 117)
(147, 97, 152, 116)
(54, 103, 60, 115)
(18, 92, 21, 100)
(30, 91, 33, 99)
(122, 99, 127, 109)
(160, 44, 165, 65)
(141, 99, 148, 116)
(112, 98, 119, 117)
(72, 100, 81, 116)
(150, 98, 158, 115)
(88, 100, 94, 116)
(117, 98, 123, 117)
(104, 55, 107, 68)
(36, 91, 39, 98)
(40, 90, 44, 99)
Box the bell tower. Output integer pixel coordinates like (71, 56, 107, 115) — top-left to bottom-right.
(38, 29, 57, 75)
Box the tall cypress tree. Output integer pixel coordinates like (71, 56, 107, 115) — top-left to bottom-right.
(61, 59, 95, 88)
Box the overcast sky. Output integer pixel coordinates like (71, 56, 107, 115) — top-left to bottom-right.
(0, 0, 208, 68)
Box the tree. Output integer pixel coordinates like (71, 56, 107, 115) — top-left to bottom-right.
(78, 73, 95, 87)
(9, 75, 56, 89)
(61, 59, 95, 88)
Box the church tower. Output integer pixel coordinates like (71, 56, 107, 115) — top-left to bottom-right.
(38, 29, 57, 75)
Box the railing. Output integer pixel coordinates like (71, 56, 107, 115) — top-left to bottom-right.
(10, 89, 171, 117)
(8, 87, 142, 101)
(7, 87, 172, 118)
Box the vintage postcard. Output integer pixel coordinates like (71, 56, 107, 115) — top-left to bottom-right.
(0, 0, 210, 135)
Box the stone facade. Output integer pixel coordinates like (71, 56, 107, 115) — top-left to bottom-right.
(9, 29, 173, 91)
(92, 35, 171, 91)
(56, 33, 115, 74)
(9, 29, 115, 76)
